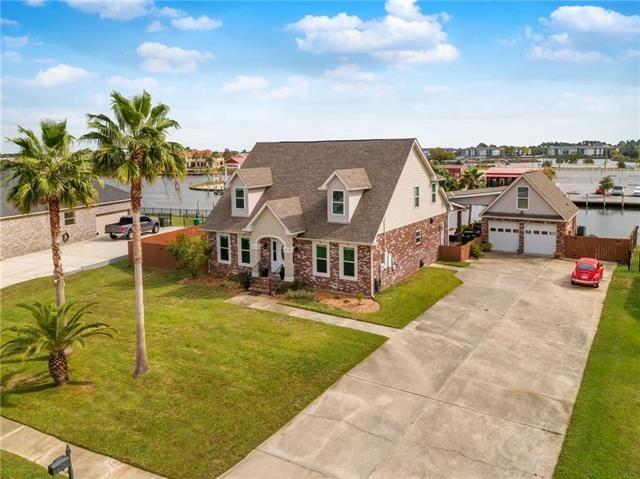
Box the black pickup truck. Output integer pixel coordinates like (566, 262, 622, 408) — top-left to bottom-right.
(105, 215, 160, 240)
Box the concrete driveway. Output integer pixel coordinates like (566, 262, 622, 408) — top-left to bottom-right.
(223, 254, 610, 479)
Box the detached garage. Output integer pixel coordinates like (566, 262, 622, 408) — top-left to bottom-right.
(480, 170, 578, 256)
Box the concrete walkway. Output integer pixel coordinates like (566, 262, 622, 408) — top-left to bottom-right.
(227, 294, 398, 338)
(0, 417, 165, 478)
(223, 254, 610, 479)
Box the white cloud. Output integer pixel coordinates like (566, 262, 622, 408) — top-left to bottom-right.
(261, 76, 309, 100)
(424, 84, 451, 93)
(107, 75, 159, 91)
(625, 49, 640, 60)
(65, 0, 154, 21)
(170, 15, 222, 31)
(221, 75, 269, 93)
(24, 0, 46, 6)
(2, 51, 23, 63)
(156, 6, 184, 19)
(324, 64, 391, 98)
(10, 64, 94, 87)
(1, 18, 19, 26)
(137, 42, 213, 73)
(146, 20, 165, 32)
(3, 36, 30, 48)
(287, 0, 458, 64)
(528, 6, 640, 63)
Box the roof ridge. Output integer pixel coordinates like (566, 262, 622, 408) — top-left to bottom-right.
(255, 138, 416, 144)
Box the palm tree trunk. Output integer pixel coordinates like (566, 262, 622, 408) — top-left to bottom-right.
(49, 350, 69, 386)
(131, 177, 149, 377)
(48, 199, 65, 308)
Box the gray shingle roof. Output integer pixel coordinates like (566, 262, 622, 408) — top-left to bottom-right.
(203, 139, 419, 244)
(236, 167, 273, 188)
(1, 180, 130, 219)
(257, 197, 306, 234)
(521, 170, 579, 221)
(321, 168, 372, 190)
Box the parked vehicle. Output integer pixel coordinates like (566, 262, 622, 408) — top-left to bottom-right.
(632, 186, 640, 197)
(594, 187, 605, 195)
(105, 215, 160, 240)
(571, 257, 604, 288)
(611, 185, 624, 196)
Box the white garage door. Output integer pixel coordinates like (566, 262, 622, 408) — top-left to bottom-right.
(95, 210, 129, 236)
(524, 223, 556, 256)
(488, 221, 519, 252)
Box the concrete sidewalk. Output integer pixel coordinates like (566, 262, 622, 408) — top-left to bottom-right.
(0, 417, 164, 478)
(227, 294, 398, 338)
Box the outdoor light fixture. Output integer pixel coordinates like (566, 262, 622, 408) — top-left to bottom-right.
(48, 444, 74, 478)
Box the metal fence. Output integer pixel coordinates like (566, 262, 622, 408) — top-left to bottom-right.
(141, 207, 211, 227)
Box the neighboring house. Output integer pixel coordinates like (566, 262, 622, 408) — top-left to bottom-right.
(0, 183, 131, 259)
(437, 164, 466, 179)
(225, 153, 248, 169)
(546, 144, 609, 157)
(185, 149, 223, 174)
(480, 170, 578, 256)
(202, 139, 452, 296)
(484, 166, 539, 187)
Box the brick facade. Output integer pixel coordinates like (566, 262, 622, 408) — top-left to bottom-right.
(480, 216, 577, 256)
(0, 201, 131, 260)
(372, 213, 448, 291)
(207, 232, 252, 276)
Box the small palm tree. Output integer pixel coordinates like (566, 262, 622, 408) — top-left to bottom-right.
(461, 166, 485, 190)
(1, 301, 116, 386)
(543, 166, 556, 181)
(82, 90, 185, 377)
(2, 120, 99, 308)
(599, 175, 614, 193)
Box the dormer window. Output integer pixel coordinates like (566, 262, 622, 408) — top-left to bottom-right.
(332, 190, 345, 215)
(234, 187, 246, 210)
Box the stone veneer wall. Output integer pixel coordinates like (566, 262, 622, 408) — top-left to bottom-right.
(372, 213, 448, 291)
(480, 216, 577, 256)
(293, 239, 373, 297)
(0, 202, 131, 260)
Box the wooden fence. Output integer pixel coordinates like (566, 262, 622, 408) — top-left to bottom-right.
(127, 226, 205, 270)
(564, 235, 630, 263)
(438, 237, 481, 262)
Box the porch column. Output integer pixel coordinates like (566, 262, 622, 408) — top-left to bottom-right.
(250, 242, 261, 277)
(283, 246, 295, 282)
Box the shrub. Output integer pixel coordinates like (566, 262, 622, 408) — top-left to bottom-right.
(356, 291, 364, 304)
(276, 280, 307, 294)
(583, 158, 594, 164)
(230, 272, 251, 290)
(168, 234, 212, 278)
(480, 241, 492, 252)
(284, 288, 315, 300)
(617, 159, 626, 169)
(470, 243, 484, 258)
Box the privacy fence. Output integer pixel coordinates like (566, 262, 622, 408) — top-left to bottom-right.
(564, 226, 639, 268)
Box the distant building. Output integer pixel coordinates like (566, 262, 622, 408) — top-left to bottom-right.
(185, 149, 223, 174)
(545, 144, 609, 157)
(484, 166, 539, 187)
(437, 164, 467, 179)
(461, 146, 502, 159)
(225, 153, 248, 168)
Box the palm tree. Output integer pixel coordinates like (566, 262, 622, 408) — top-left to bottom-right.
(1, 301, 116, 386)
(543, 166, 556, 181)
(460, 166, 485, 190)
(2, 120, 98, 307)
(82, 90, 185, 377)
(599, 175, 614, 193)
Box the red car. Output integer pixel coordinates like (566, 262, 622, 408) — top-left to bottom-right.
(571, 258, 604, 287)
(594, 187, 605, 195)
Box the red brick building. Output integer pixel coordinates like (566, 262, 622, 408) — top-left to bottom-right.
(202, 139, 452, 296)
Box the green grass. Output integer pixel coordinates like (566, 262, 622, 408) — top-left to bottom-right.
(0, 451, 50, 479)
(554, 266, 640, 479)
(436, 260, 470, 268)
(281, 267, 461, 328)
(0, 263, 385, 479)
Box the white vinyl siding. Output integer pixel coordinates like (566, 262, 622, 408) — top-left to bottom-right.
(238, 236, 251, 266)
(313, 242, 329, 277)
(217, 233, 230, 263)
(340, 245, 357, 280)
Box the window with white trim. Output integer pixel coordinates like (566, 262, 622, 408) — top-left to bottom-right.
(218, 233, 230, 263)
(239, 236, 251, 266)
(234, 187, 246, 209)
(431, 183, 437, 202)
(517, 186, 529, 209)
(413, 186, 420, 208)
(313, 243, 329, 277)
(415, 230, 422, 244)
(340, 245, 357, 280)
(64, 211, 75, 226)
(332, 190, 345, 215)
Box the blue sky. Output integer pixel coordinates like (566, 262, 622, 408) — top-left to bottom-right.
(1, 0, 639, 152)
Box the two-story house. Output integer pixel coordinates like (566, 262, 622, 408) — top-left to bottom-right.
(202, 139, 452, 296)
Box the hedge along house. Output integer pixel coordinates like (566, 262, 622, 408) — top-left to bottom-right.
(480, 170, 578, 256)
(202, 139, 453, 296)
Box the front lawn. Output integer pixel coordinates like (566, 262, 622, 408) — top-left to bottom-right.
(0, 263, 385, 478)
(281, 267, 461, 328)
(0, 451, 50, 479)
(554, 266, 640, 479)
(436, 260, 470, 268)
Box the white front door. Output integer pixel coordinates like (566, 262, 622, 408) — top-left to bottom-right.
(524, 223, 557, 255)
(271, 238, 284, 272)
(488, 221, 519, 252)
